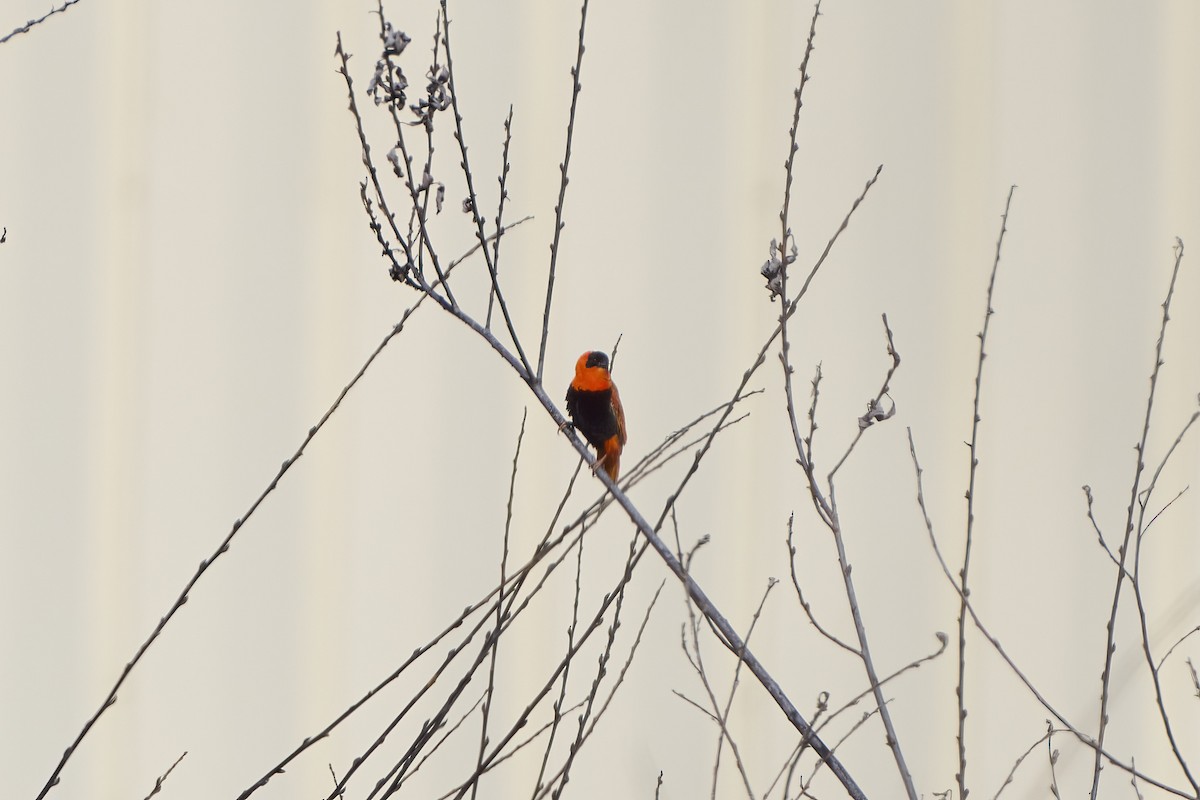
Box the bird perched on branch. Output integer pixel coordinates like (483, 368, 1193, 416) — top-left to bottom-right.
(565, 350, 627, 481)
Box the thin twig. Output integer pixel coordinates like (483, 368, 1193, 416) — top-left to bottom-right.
(778, 169, 885, 533)
(1090, 238, 1187, 799)
(992, 724, 1057, 800)
(548, 529, 643, 799)
(782, 164, 883, 324)
(441, 5, 532, 373)
(328, 764, 344, 798)
(437, 699, 585, 797)
(412, 15, 455, 293)
(471, 411, 527, 800)
(769, 692, 828, 800)
(1132, 757, 1148, 800)
(796, 706, 883, 798)
(339, 32, 417, 278)
(529, 582, 666, 800)
(618, 397, 759, 492)
(360, 154, 875, 800)
(333, 458, 608, 800)
(529, 486, 588, 800)
(366, 543, 577, 800)
(1139, 485, 1191, 543)
(39, 262, 451, 800)
(405, 292, 866, 797)
(825, 314, 899, 482)
(1081, 485, 1123, 572)
(681, 569, 776, 800)
(536, 0, 590, 382)
(343, 4, 874, 792)
(778, 0, 823, 248)
(956, 184, 1016, 800)
(444, 540, 651, 800)
(782, 305, 913, 795)
(0, 0, 83, 46)
(321, 604, 499, 797)
(805, 363, 823, 466)
(766, 633, 946, 800)
(554, 160, 878, 800)
(1156, 626, 1200, 673)
(1129, 430, 1199, 791)
(787, 513, 858, 655)
(231, 228, 529, 799)
(907, 427, 1192, 799)
(1048, 729, 1062, 799)
(366, 11, 458, 302)
(453, 398, 772, 800)
(141, 751, 187, 800)
(407, 693, 487, 784)
(718, 579, 779, 800)
(485, 107, 515, 330)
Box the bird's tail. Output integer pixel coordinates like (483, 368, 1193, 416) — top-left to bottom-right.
(600, 437, 622, 482)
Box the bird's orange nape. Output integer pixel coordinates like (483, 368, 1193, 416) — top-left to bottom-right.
(571, 351, 614, 392)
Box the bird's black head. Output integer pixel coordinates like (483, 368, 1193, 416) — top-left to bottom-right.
(585, 351, 610, 370)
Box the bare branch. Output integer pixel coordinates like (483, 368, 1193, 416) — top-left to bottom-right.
(992, 724, 1057, 800)
(536, 0, 590, 383)
(485, 107, 515, 329)
(471, 411, 527, 800)
(781, 302, 913, 795)
(1157, 627, 1200, 673)
(826, 313, 900, 482)
(0, 0, 83, 46)
(530, 583, 666, 800)
(1081, 485, 1124, 572)
(907, 427, 1193, 799)
(441, 5, 533, 374)
(1048, 729, 1062, 799)
(1091, 238, 1189, 799)
(956, 184, 1017, 800)
(141, 751, 187, 800)
(40, 252, 464, 800)
(787, 513, 859, 655)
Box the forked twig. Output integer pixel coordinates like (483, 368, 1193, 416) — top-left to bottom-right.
(1090, 238, 1189, 799)
(529, 582, 666, 800)
(333, 3, 876, 796)
(39, 226, 507, 798)
(787, 513, 858, 655)
(441, 3, 532, 374)
(780, 232, 912, 797)
(992, 724, 1058, 800)
(907, 427, 1192, 799)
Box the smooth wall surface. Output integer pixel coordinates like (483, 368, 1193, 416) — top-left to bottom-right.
(2, 2, 1199, 798)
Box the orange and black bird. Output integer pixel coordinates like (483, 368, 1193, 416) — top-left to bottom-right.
(565, 350, 627, 482)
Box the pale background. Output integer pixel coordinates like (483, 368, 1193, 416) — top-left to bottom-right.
(1, 1, 1198, 798)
